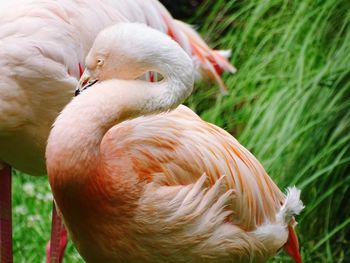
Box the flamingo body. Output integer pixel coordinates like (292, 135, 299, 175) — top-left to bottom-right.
(50, 105, 289, 263)
(47, 23, 303, 263)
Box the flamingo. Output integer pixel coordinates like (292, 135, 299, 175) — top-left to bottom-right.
(0, 0, 235, 262)
(46, 23, 303, 263)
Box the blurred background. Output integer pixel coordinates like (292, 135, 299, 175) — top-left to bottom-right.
(13, 0, 350, 262)
(160, 0, 204, 19)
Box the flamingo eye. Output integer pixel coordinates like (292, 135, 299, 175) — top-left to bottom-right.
(97, 59, 104, 67)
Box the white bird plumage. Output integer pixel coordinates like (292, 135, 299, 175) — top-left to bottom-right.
(0, 0, 234, 175)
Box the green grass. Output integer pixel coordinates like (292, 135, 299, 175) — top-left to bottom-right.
(12, 0, 350, 262)
(190, 0, 350, 261)
(12, 171, 82, 262)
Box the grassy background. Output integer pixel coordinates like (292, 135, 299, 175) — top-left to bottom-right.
(12, 0, 350, 262)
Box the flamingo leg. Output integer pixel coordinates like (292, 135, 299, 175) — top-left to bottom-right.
(0, 165, 12, 263)
(46, 202, 67, 263)
(45, 63, 80, 263)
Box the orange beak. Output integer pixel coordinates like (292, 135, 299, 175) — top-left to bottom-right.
(284, 225, 302, 263)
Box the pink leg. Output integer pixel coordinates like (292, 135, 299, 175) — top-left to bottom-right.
(0, 165, 12, 263)
(46, 202, 67, 263)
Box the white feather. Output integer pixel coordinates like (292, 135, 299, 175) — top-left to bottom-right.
(277, 187, 304, 225)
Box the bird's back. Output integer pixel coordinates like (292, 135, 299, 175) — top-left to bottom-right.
(0, 0, 124, 174)
(58, 105, 287, 262)
(100, 105, 284, 231)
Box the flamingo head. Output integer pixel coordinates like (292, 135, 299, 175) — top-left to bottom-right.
(75, 22, 189, 96)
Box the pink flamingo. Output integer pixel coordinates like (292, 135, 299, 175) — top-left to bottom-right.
(0, 1, 235, 262)
(47, 23, 303, 263)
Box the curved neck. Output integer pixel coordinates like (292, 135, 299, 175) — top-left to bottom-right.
(47, 24, 194, 191)
(46, 72, 193, 180)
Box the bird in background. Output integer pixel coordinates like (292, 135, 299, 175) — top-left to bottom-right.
(47, 22, 304, 263)
(0, 0, 235, 262)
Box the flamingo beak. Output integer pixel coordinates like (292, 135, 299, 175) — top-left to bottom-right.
(75, 69, 98, 96)
(284, 225, 302, 263)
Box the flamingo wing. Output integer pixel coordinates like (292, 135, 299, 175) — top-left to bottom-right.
(100, 105, 284, 232)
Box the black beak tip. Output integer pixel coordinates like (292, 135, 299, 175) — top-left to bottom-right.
(75, 89, 80, 96)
